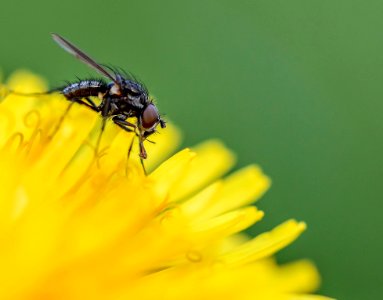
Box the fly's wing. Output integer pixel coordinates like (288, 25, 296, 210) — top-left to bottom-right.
(51, 33, 118, 84)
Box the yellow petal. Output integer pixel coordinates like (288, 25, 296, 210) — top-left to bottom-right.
(220, 220, 306, 266)
(192, 207, 264, 243)
(170, 140, 236, 201)
(149, 148, 196, 201)
(181, 165, 270, 220)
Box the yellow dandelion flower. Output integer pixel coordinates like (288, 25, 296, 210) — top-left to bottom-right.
(0, 71, 332, 300)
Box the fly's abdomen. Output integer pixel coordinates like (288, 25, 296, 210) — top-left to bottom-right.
(62, 80, 107, 100)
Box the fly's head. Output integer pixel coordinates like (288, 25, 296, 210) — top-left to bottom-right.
(137, 102, 166, 159)
(112, 74, 166, 159)
(140, 102, 166, 137)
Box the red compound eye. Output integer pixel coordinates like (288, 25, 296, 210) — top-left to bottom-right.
(141, 104, 159, 130)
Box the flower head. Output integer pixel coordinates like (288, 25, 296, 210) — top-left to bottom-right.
(0, 71, 331, 299)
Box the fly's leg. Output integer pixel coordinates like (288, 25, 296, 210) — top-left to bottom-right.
(49, 101, 75, 138)
(112, 115, 137, 158)
(112, 115, 147, 175)
(112, 115, 136, 132)
(80, 97, 100, 112)
(50, 97, 100, 139)
(93, 117, 107, 169)
(93, 97, 111, 158)
(138, 135, 147, 175)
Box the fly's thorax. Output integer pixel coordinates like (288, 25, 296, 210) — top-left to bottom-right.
(124, 79, 147, 97)
(122, 79, 146, 95)
(107, 80, 148, 105)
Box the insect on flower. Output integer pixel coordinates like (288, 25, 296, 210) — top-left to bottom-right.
(6, 33, 166, 161)
(51, 33, 166, 160)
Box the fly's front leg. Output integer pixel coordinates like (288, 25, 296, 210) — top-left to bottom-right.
(138, 133, 148, 175)
(112, 115, 137, 132)
(112, 115, 137, 157)
(112, 115, 146, 173)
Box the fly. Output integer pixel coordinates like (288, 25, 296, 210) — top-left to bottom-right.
(51, 33, 166, 161)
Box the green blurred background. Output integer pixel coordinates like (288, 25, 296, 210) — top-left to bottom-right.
(1, 0, 381, 298)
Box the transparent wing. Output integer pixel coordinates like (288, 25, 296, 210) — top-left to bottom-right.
(51, 33, 118, 84)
